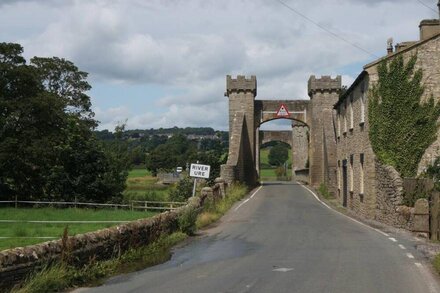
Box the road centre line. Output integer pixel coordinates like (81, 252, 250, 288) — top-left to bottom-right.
(234, 186, 262, 212)
(389, 237, 397, 242)
(406, 253, 415, 259)
(399, 244, 406, 250)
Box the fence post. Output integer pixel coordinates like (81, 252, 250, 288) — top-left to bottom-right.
(431, 191, 440, 241)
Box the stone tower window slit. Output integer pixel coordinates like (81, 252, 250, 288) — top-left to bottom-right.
(349, 95, 354, 130)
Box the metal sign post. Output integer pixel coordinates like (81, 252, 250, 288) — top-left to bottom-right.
(189, 162, 211, 197)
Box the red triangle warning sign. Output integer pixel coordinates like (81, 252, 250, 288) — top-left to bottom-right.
(276, 104, 290, 117)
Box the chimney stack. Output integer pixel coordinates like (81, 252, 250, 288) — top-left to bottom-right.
(387, 38, 393, 55)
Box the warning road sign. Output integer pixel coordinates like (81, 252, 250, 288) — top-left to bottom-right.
(276, 104, 290, 117)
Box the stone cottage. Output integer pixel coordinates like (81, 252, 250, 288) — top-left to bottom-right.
(334, 16, 440, 226)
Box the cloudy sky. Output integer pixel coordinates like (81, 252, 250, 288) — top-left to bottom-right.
(1, 0, 438, 130)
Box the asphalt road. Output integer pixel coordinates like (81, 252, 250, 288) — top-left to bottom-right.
(78, 182, 440, 293)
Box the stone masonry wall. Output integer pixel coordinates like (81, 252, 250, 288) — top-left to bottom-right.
(0, 197, 204, 291)
(335, 75, 377, 219)
(374, 161, 414, 230)
(292, 126, 309, 171)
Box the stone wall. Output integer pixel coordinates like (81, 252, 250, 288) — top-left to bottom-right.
(374, 161, 414, 229)
(294, 169, 309, 184)
(335, 74, 377, 219)
(0, 196, 204, 291)
(292, 126, 309, 171)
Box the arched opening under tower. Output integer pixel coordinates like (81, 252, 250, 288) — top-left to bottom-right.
(257, 118, 309, 182)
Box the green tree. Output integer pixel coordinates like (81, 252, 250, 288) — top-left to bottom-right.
(369, 55, 440, 177)
(268, 144, 288, 166)
(146, 134, 196, 176)
(0, 42, 129, 202)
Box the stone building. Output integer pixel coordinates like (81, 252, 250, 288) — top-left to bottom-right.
(334, 16, 440, 224)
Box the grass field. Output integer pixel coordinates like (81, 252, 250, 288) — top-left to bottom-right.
(127, 168, 152, 178)
(124, 169, 172, 201)
(0, 207, 157, 251)
(259, 148, 292, 180)
(0, 169, 176, 251)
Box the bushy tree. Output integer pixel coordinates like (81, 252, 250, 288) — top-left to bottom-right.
(268, 144, 288, 166)
(0, 42, 129, 202)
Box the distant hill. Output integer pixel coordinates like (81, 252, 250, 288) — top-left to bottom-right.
(95, 127, 228, 142)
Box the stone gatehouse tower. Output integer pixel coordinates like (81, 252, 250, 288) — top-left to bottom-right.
(221, 75, 341, 191)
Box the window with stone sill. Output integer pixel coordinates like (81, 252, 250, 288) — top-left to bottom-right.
(343, 109, 347, 134)
(337, 114, 341, 137)
(360, 82, 367, 125)
(360, 153, 364, 195)
(349, 154, 354, 192)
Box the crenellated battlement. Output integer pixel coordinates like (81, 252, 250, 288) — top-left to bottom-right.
(308, 75, 342, 97)
(225, 75, 257, 96)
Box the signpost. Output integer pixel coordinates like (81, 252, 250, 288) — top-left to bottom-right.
(189, 163, 211, 197)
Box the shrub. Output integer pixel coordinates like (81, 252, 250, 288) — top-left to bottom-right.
(178, 207, 198, 235)
(318, 183, 331, 199)
(169, 177, 194, 202)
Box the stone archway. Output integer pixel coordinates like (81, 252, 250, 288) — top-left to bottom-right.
(221, 75, 341, 191)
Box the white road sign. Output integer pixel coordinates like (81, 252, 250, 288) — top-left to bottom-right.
(190, 163, 211, 179)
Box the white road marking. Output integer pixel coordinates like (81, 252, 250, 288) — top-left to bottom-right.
(374, 228, 389, 237)
(272, 268, 294, 272)
(413, 262, 440, 293)
(301, 185, 332, 209)
(388, 237, 397, 242)
(300, 184, 392, 238)
(399, 244, 406, 250)
(300, 183, 440, 293)
(406, 253, 415, 259)
(234, 186, 262, 212)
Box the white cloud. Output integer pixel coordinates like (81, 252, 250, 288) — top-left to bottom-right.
(1, 0, 436, 130)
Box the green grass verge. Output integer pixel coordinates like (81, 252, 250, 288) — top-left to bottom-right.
(12, 232, 188, 293)
(0, 208, 157, 251)
(196, 184, 248, 229)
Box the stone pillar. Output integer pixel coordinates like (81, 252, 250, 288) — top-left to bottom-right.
(292, 125, 309, 171)
(308, 76, 341, 192)
(255, 127, 260, 178)
(224, 75, 258, 186)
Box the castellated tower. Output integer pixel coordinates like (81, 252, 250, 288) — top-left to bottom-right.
(223, 75, 258, 186)
(308, 75, 341, 193)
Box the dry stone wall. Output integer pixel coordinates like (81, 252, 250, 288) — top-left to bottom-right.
(374, 161, 414, 229)
(0, 196, 204, 291)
